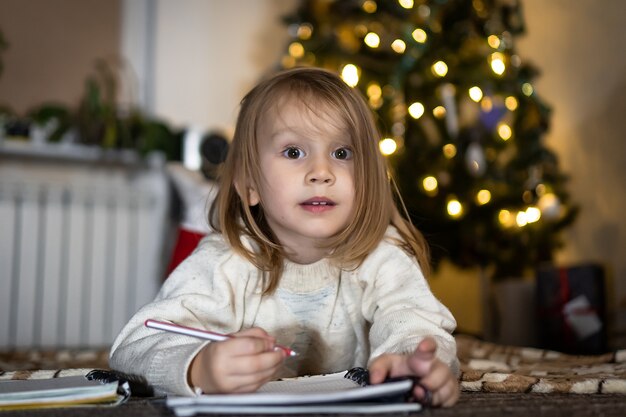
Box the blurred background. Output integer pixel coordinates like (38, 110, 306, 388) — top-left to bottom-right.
(0, 0, 625, 354)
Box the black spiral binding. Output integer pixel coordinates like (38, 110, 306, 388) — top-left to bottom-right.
(86, 369, 154, 400)
(343, 367, 432, 407)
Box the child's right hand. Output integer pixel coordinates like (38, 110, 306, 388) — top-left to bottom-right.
(189, 327, 286, 393)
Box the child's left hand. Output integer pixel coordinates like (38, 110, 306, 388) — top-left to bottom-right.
(368, 337, 459, 407)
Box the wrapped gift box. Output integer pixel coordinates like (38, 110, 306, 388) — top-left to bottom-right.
(535, 264, 607, 354)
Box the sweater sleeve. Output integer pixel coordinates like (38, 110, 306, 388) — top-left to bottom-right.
(359, 238, 460, 376)
(108, 234, 260, 396)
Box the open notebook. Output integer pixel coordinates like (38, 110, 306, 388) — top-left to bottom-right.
(0, 371, 129, 411)
(167, 368, 422, 415)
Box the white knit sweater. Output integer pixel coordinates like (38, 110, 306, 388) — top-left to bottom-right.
(109, 227, 459, 396)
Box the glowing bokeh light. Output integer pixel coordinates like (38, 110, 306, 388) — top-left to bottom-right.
(379, 138, 398, 155)
(341, 64, 360, 87)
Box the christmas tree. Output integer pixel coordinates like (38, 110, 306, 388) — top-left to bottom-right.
(280, 0, 577, 279)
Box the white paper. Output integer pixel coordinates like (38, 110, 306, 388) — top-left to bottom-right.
(167, 371, 416, 415)
(563, 295, 603, 339)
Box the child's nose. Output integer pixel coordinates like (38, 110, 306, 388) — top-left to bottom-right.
(306, 156, 335, 184)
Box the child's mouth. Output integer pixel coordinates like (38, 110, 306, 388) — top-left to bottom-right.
(300, 198, 336, 212)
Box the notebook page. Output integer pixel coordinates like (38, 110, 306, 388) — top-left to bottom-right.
(257, 371, 359, 394)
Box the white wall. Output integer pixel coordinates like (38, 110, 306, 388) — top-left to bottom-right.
(146, 0, 297, 134)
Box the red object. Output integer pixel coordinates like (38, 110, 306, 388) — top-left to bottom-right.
(166, 227, 206, 276)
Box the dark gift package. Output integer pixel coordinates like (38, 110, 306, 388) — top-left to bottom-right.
(535, 264, 607, 355)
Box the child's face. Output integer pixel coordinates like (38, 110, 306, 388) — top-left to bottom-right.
(249, 97, 356, 260)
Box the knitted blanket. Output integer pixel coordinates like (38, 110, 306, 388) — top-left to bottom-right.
(456, 335, 626, 394)
(2, 336, 626, 394)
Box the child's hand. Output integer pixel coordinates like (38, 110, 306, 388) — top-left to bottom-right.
(368, 337, 459, 407)
(189, 327, 286, 393)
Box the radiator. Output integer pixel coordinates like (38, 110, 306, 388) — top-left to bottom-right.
(0, 156, 171, 349)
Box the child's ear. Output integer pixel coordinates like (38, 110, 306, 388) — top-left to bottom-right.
(235, 181, 260, 207)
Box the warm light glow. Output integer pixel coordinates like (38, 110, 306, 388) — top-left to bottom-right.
(288, 42, 305, 58)
(391, 39, 406, 53)
(379, 138, 397, 155)
(490, 52, 506, 75)
(398, 0, 414, 8)
(526, 206, 541, 223)
(412, 28, 427, 43)
(341, 64, 360, 87)
(367, 82, 382, 98)
(422, 176, 438, 192)
(481, 96, 493, 112)
(432, 61, 448, 77)
(522, 83, 534, 96)
(487, 35, 501, 49)
(408, 102, 425, 119)
(362, 0, 377, 13)
(505, 96, 518, 111)
(497, 123, 512, 140)
(297, 24, 313, 40)
(516, 211, 528, 227)
(433, 106, 446, 118)
(536, 183, 546, 196)
(538, 193, 560, 219)
(498, 209, 515, 227)
(364, 32, 380, 48)
(476, 189, 491, 205)
(281, 55, 296, 68)
(447, 198, 463, 218)
(443, 143, 457, 159)
(468, 86, 483, 102)
(369, 96, 383, 109)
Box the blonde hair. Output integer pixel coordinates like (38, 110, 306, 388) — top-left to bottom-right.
(210, 67, 430, 293)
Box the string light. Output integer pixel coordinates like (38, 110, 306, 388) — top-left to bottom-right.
(487, 35, 501, 49)
(490, 52, 506, 75)
(288, 42, 305, 58)
(442, 143, 457, 159)
(379, 138, 397, 155)
(341, 64, 360, 87)
(432, 60, 448, 77)
(498, 210, 511, 227)
(497, 122, 512, 140)
(522, 83, 534, 96)
(476, 189, 491, 205)
(468, 86, 483, 102)
(481, 96, 493, 112)
(398, 0, 414, 8)
(364, 32, 380, 48)
(281, 55, 296, 68)
(412, 28, 427, 43)
(433, 106, 446, 118)
(408, 102, 425, 119)
(422, 176, 438, 193)
(447, 198, 463, 218)
(535, 183, 546, 196)
(362, 0, 377, 13)
(297, 24, 313, 40)
(391, 39, 406, 53)
(367, 82, 382, 99)
(526, 206, 541, 223)
(366, 82, 383, 109)
(516, 211, 528, 227)
(505, 96, 518, 111)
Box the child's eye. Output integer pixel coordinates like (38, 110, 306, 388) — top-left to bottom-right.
(282, 147, 304, 159)
(332, 147, 353, 160)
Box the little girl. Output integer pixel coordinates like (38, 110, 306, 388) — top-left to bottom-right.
(109, 67, 460, 407)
